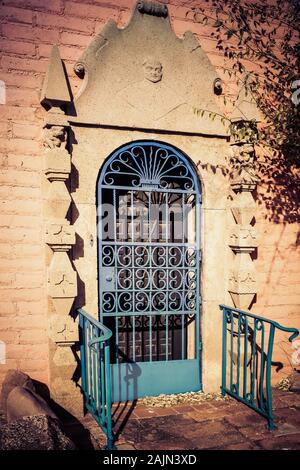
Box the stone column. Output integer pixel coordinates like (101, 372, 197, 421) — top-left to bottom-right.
(43, 124, 81, 412)
(41, 46, 81, 414)
(228, 136, 259, 310)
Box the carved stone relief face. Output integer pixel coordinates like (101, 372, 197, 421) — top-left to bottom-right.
(43, 125, 66, 149)
(143, 57, 163, 83)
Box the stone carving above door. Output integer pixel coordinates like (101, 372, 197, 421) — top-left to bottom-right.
(118, 56, 186, 121)
(71, 1, 228, 136)
(143, 57, 163, 83)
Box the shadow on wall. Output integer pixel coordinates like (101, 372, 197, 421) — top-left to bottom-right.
(49, 396, 94, 450)
(109, 352, 142, 440)
(256, 149, 300, 228)
(198, 153, 299, 233)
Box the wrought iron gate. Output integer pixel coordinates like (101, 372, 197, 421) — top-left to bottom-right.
(97, 141, 202, 402)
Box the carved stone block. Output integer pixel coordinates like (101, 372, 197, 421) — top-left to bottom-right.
(45, 223, 75, 251)
(44, 150, 71, 182)
(231, 181, 257, 192)
(48, 252, 77, 299)
(43, 126, 66, 149)
(230, 143, 258, 188)
(44, 181, 71, 221)
(229, 269, 257, 294)
(229, 225, 258, 253)
(51, 298, 76, 318)
(43, 125, 71, 182)
(231, 190, 256, 225)
(229, 292, 256, 310)
(53, 346, 77, 366)
(40, 45, 71, 107)
(49, 315, 78, 344)
(228, 251, 257, 309)
(48, 269, 77, 299)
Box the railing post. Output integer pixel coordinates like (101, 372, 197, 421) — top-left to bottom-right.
(266, 323, 276, 430)
(100, 342, 105, 425)
(78, 308, 114, 449)
(79, 314, 87, 400)
(221, 306, 227, 396)
(104, 341, 114, 449)
(88, 324, 93, 407)
(242, 315, 248, 400)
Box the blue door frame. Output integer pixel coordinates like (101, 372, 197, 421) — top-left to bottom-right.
(97, 141, 202, 402)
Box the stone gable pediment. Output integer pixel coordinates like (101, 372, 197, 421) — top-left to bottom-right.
(72, 1, 228, 136)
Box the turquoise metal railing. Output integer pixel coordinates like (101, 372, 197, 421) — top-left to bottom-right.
(78, 308, 114, 449)
(220, 304, 299, 429)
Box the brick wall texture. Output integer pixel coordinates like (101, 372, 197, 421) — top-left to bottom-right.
(0, 0, 299, 389)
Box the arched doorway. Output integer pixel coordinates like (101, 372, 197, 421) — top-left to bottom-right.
(97, 141, 202, 402)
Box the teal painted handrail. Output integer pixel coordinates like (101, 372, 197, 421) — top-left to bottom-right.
(78, 308, 114, 449)
(220, 304, 299, 430)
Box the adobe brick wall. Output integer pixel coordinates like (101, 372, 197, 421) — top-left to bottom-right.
(255, 219, 300, 380)
(0, 0, 299, 392)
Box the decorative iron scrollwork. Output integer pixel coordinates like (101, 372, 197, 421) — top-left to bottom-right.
(102, 144, 195, 191)
(101, 243, 198, 314)
(99, 141, 201, 366)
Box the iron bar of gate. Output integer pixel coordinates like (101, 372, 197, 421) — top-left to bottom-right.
(220, 304, 299, 430)
(78, 308, 114, 449)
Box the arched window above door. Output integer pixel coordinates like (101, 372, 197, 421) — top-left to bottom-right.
(98, 141, 200, 193)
